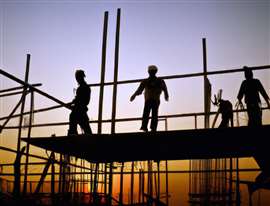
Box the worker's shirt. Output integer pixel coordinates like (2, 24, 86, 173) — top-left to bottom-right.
(135, 77, 167, 101)
(237, 78, 269, 105)
(219, 100, 233, 119)
(73, 81, 91, 111)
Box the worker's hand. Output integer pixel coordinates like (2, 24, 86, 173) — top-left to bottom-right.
(235, 100, 243, 109)
(66, 102, 73, 110)
(130, 94, 136, 102)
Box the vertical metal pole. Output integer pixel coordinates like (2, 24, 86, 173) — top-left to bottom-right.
(130, 161, 134, 205)
(98, 11, 108, 134)
(119, 162, 124, 205)
(139, 169, 142, 204)
(23, 90, 34, 195)
(147, 161, 153, 204)
(236, 158, 241, 206)
(14, 53, 31, 197)
(83, 160, 85, 194)
(108, 163, 113, 205)
(30, 182, 32, 194)
(165, 118, 168, 131)
(190, 113, 195, 202)
(142, 170, 145, 204)
(194, 115, 197, 129)
(74, 165, 77, 195)
(111, 8, 121, 134)
(203, 38, 211, 204)
(93, 163, 99, 203)
(51, 152, 55, 204)
(154, 169, 157, 199)
(62, 158, 66, 194)
(13, 147, 26, 197)
(228, 158, 233, 205)
(157, 161, 160, 201)
(109, 8, 121, 205)
(165, 161, 169, 205)
(90, 163, 93, 194)
(58, 154, 63, 194)
(104, 163, 107, 196)
(202, 38, 210, 129)
(80, 159, 83, 194)
(223, 158, 227, 203)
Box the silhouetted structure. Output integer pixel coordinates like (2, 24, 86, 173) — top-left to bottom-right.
(130, 65, 169, 132)
(1, 10, 270, 204)
(22, 125, 270, 162)
(237, 66, 270, 127)
(218, 100, 233, 128)
(13, 146, 26, 197)
(68, 70, 92, 135)
(212, 90, 233, 128)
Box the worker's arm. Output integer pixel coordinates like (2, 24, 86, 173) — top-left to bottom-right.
(257, 80, 270, 108)
(162, 80, 169, 101)
(237, 81, 245, 105)
(211, 107, 220, 128)
(130, 81, 145, 102)
(65, 101, 73, 109)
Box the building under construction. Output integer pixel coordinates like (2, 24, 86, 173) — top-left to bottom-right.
(1, 8, 270, 206)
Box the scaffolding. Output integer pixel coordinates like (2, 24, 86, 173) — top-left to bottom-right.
(0, 8, 270, 206)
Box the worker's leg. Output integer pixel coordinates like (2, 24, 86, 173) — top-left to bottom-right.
(68, 110, 78, 135)
(247, 104, 262, 126)
(219, 118, 229, 128)
(141, 100, 151, 131)
(150, 100, 160, 132)
(254, 106, 262, 126)
(79, 112, 92, 135)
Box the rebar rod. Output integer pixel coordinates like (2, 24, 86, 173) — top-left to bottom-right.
(98, 11, 108, 134)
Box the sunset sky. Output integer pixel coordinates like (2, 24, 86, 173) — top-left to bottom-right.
(0, 0, 270, 205)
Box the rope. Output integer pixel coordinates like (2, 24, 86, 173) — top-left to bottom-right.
(235, 101, 246, 126)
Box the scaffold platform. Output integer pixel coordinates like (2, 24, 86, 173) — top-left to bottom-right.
(22, 125, 270, 163)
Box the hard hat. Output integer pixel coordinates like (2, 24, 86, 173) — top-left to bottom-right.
(243, 66, 253, 74)
(75, 69, 86, 78)
(148, 65, 158, 72)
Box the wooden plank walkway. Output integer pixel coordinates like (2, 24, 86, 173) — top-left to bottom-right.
(22, 125, 270, 163)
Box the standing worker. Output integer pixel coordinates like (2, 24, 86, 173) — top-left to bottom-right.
(237, 66, 270, 126)
(68, 69, 92, 135)
(130, 65, 169, 132)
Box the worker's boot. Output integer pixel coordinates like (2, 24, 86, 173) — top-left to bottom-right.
(140, 126, 148, 132)
(67, 129, 77, 136)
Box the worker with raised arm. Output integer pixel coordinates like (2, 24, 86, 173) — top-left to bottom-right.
(130, 65, 169, 132)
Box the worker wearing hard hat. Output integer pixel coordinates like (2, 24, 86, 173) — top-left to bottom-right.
(130, 65, 169, 132)
(68, 69, 92, 135)
(237, 66, 270, 126)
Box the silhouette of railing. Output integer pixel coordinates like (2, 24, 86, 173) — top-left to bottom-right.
(1, 8, 270, 206)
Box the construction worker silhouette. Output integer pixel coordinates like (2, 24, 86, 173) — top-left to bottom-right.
(130, 65, 169, 132)
(218, 100, 233, 128)
(237, 66, 270, 126)
(212, 90, 233, 128)
(68, 70, 92, 135)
